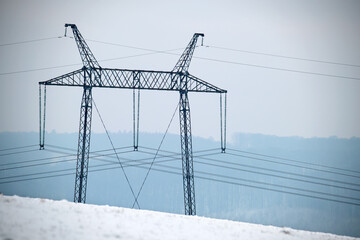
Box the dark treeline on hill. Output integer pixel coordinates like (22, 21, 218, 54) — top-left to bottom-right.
(1, 132, 360, 237)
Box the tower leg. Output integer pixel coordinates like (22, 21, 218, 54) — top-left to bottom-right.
(179, 91, 196, 215)
(74, 87, 93, 203)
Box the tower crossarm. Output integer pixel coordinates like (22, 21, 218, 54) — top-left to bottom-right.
(186, 74, 226, 93)
(39, 68, 225, 93)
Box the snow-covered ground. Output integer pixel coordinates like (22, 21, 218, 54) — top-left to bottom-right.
(0, 194, 358, 240)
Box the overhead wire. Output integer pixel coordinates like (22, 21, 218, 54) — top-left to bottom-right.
(0, 148, 135, 171)
(0, 155, 181, 182)
(0, 149, 39, 157)
(0, 36, 61, 47)
(207, 45, 360, 68)
(142, 145, 360, 180)
(227, 148, 360, 175)
(86, 38, 360, 69)
(0, 144, 38, 152)
(0, 145, 133, 167)
(1, 149, 360, 207)
(1, 36, 359, 81)
(141, 147, 360, 190)
(2, 36, 358, 70)
(226, 151, 360, 179)
(3, 144, 358, 192)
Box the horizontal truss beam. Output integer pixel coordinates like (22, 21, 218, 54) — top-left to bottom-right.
(39, 68, 227, 93)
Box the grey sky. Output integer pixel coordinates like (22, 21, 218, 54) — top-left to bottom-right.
(0, 0, 359, 140)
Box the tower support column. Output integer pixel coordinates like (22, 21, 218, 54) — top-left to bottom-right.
(179, 90, 196, 215)
(74, 86, 93, 203)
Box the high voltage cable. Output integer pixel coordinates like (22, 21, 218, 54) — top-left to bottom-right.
(195, 175, 360, 207)
(1, 39, 360, 81)
(0, 144, 38, 152)
(86, 38, 185, 55)
(1, 153, 359, 207)
(93, 98, 140, 209)
(142, 146, 360, 180)
(3, 146, 359, 194)
(0, 144, 209, 168)
(45, 145, 360, 177)
(86, 38, 360, 69)
(139, 148, 360, 190)
(45, 144, 360, 189)
(0, 147, 213, 174)
(1, 144, 353, 201)
(0, 36, 61, 47)
(0, 149, 39, 157)
(0, 149, 135, 171)
(0, 63, 82, 76)
(192, 55, 360, 81)
(194, 157, 360, 192)
(0, 156, 180, 182)
(0, 51, 176, 76)
(227, 148, 360, 175)
(207, 45, 360, 68)
(5, 156, 360, 205)
(3, 152, 359, 204)
(46, 143, 218, 155)
(102, 153, 360, 203)
(84, 38, 360, 81)
(0, 145, 133, 167)
(2, 36, 358, 69)
(226, 151, 360, 179)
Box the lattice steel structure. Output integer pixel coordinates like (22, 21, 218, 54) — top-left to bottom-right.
(39, 24, 227, 215)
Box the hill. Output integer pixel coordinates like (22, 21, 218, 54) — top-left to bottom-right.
(0, 194, 358, 240)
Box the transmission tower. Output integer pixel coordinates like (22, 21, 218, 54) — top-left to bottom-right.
(39, 24, 227, 215)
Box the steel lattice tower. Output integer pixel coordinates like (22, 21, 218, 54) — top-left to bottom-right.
(39, 24, 227, 214)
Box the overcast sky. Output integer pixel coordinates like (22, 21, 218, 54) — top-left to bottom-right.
(0, 0, 359, 141)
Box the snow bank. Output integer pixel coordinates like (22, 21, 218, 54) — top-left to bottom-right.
(0, 194, 357, 240)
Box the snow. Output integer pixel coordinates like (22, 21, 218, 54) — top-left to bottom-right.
(0, 194, 358, 240)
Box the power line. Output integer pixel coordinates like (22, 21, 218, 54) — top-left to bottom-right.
(207, 45, 360, 68)
(0, 63, 82, 76)
(1, 38, 360, 81)
(226, 151, 360, 180)
(0, 149, 135, 171)
(83, 38, 360, 81)
(140, 147, 360, 190)
(0, 145, 133, 167)
(0, 156, 180, 182)
(3, 144, 359, 195)
(86, 38, 360, 69)
(192, 55, 360, 81)
(0, 144, 38, 152)
(195, 175, 360, 207)
(2, 152, 359, 207)
(227, 148, 360, 176)
(0, 149, 39, 157)
(194, 169, 360, 202)
(194, 157, 360, 192)
(0, 36, 61, 47)
(86, 38, 185, 55)
(143, 146, 360, 181)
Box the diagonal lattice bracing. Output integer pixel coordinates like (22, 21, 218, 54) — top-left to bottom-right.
(40, 68, 226, 93)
